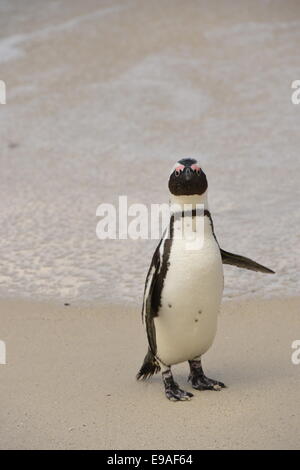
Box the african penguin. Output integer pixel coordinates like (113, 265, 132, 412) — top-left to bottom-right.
(137, 158, 274, 401)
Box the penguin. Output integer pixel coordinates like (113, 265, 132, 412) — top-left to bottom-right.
(137, 158, 274, 401)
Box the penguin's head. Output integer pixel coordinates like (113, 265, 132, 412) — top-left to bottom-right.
(168, 158, 208, 196)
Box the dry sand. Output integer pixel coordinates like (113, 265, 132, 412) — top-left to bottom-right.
(1, 296, 299, 450)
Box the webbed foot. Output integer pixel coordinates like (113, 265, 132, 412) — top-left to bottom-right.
(188, 359, 226, 391)
(162, 368, 193, 401)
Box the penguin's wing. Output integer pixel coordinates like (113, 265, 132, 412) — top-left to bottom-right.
(206, 211, 275, 274)
(142, 225, 173, 356)
(141, 235, 165, 356)
(220, 249, 275, 274)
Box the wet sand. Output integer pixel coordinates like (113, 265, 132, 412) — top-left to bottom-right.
(0, 297, 299, 450)
(0, 0, 300, 303)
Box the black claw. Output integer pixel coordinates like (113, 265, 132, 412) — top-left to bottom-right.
(216, 380, 226, 389)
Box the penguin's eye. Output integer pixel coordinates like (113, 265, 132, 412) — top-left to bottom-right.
(191, 164, 201, 175)
(174, 165, 184, 177)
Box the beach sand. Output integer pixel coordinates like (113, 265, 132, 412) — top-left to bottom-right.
(1, 296, 299, 450)
(1, 0, 300, 450)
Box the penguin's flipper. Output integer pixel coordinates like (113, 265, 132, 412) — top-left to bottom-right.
(220, 249, 275, 274)
(140, 223, 172, 371)
(141, 241, 162, 357)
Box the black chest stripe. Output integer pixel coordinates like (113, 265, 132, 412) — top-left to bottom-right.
(151, 214, 174, 317)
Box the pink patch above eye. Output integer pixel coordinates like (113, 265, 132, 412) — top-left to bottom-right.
(191, 164, 201, 171)
(175, 165, 184, 172)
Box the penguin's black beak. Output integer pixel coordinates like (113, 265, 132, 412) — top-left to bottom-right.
(184, 167, 193, 181)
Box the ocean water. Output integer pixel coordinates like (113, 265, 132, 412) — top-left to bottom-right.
(0, 0, 299, 305)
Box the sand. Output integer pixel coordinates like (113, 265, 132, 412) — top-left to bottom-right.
(1, 0, 300, 450)
(0, 296, 299, 450)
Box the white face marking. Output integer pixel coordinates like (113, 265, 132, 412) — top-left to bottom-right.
(169, 159, 203, 176)
(170, 161, 185, 174)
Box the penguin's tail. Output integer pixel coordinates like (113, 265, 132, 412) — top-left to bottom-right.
(136, 349, 161, 380)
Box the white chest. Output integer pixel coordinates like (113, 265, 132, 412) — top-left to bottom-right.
(154, 215, 224, 365)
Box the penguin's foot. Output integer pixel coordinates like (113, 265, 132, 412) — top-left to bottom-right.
(162, 368, 193, 401)
(188, 359, 226, 391)
(189, 375, 226, 391)
(165, 383, 194, 401)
